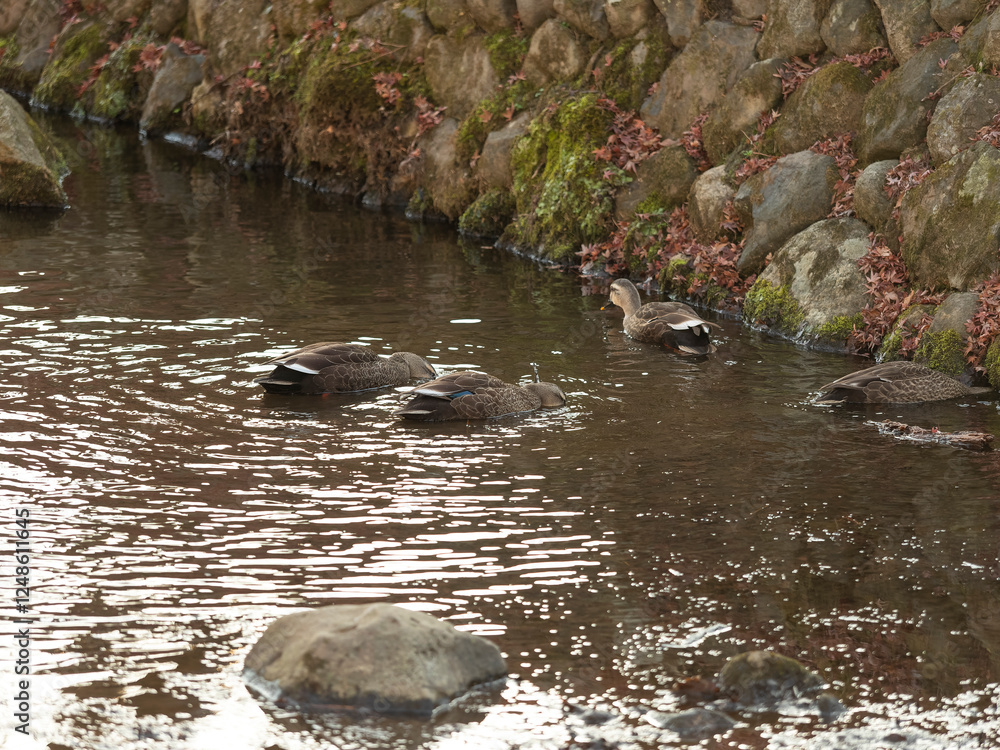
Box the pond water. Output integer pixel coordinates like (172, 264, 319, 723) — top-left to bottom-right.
(1, 118, 999, 750)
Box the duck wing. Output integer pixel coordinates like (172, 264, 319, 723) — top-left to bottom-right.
(407, 371, 508, 399)
(263, 342, 377, 373)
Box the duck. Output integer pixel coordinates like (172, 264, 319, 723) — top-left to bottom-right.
(395, 371, 566, 421)
(604, 278, 720, 355)
(815, 361, 992, 404)
(254, 342, 436, 395)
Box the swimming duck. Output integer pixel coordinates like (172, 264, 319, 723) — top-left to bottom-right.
(604, 279, 720, 355)
(255, 342, 436, 395)
(395, 371, 566, 421)
(816, 361, 991, 404)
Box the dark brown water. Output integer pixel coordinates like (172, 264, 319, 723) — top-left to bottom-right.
(2, 118, 999, 749)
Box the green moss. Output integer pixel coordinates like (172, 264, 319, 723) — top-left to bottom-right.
(0, 35, 29, 91)
(594, 36, 670, 111)
(507, 91, 627, 261)
(89, 35, 155, 122)
(635, 194, 672, 215)
(484, 30, 528, 80)
(406, 188, 434, 219)
(34, 24, 107, 112)
(984, 338, 1000, 389)
(458, 188, 516, 238)
(813, 313, 863, 344)
(915, 328, 965, 376)
(878, 304, 936, 361)
(742, 278, 805, 333)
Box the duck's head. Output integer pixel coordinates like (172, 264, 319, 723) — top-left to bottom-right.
(394, 352, 437, 379)
(525, 381, 567, 408)
(605, 279, 641, 314)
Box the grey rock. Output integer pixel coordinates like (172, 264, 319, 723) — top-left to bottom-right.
(11, 0, 62, 86)
(613, 145, 697, 221)
(718, 650, 827, 706)
(417, 117, 477, 220)
(273, 0, 331, 40)
(853, 159, 900, 247)
(516, 0, 556, 30)
(901, 141, 1000, 290)
(424, 34, 500, 119)
(734, 150, 839, 276)
(0, 90, 67, 208)
(467, 0, 518, 32)
(0, 0, 30, 36)
(765, 61, 872, 154)
(930, 0, 980, 31)
(689, 165, 736, 241)
(641, 20, 759, 138)
(524, 19, 588, 84)
(758, 218, 872, 330)
(140, 44, 206, 134)
(187, 0, 271, 77)
(554, 0, 610, 40)
(733, 0, 767, 20)
(653, 0, 703, 47)
(873, 0, 940, 63)
(927, 73, 1000, 166)
(758, 0, 832, 58)
(980, 9, 1000, 70)
(820, 0, 887, 56)
(856, 37, 958, 164)
(605, 0, 657, 38)
(646, 707, 736, 738)
(426, 0, 470, 30)
(476, 112, 531, 189)
(353, 3, 434, 60)
(243, 603, 506, 715)
(703, 58, 785, 165)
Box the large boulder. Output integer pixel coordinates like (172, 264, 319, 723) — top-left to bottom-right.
(763, 62, 871, 154)
(913, 291, 980, 375)
(653, 0, 704, 47)
(855, 37, 958, 164)
(352, 3, 435, 60)
(516, 0, 556, 30)
(853, 158, 900, 247)
(150, 0, 189, 36)
(757, 0, 832, 58)
(523, 18, 588, 84)
(613, 145, 697, 220)
(139, 43, 206, 135)
(718, 651, 828, 706)
(930, 0, 981, 29)
(702, 58, 785, 165)
(32, 22, 107, 112)
(751, 218, 871, 343)
(553, 0, 610, 40)
(640, 20, 759, 139)
(926, 73, 1000, 166)
(820, 0, 888, 56)
(426, 0, 470, 30)
(273, 0, 331, 40)
(605, 0, 657, 38)
(424, 34, 499, 119)
(0, 91, 67, 208)
(416, 117, 477, 220)
(873, 0, 940, 63)
(734, 150, 839, 276)
(187, 0, 271, 77)
(5, 0, 62, 90)
(688, 165, 735, 241)
(243, 603, 507, 715)
(900, 141, 1000, 290)
(467, 0, 518, 32)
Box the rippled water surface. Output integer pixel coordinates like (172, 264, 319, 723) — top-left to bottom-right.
(1, 119, 999, 749)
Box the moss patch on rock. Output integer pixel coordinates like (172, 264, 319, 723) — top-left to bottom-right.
(813, 313, 864, 346)
(984, 338, 1000, 389)
(34, 23, 108, 113)
(503, 91, 627, 261)
(457, 187, 515, 237)
(595, 36, 671, 112)
(0, 36, 30, 92)
(742, 278, 805, 334)
(484, 29, 528, 80)
(89, 35, 157, 122)
(914, 328, 965, 376)
(455, 78, 535, 162)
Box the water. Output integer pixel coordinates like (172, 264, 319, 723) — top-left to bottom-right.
(1, 118, 999, 749)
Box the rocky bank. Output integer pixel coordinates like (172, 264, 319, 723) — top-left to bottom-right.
(4, 0, 1000, 384)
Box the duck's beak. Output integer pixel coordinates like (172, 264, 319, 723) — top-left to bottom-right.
(601, 301, 616, 311)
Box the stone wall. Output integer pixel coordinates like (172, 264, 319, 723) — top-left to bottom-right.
(3, 0, 1000, 383)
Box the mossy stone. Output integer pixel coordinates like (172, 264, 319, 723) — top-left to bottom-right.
(878, 304, 936, 361)
(595, 35, 671, 112)
(89, 35, 157, 122)
(458, 187, 516, 238)
(742, 278, 806, 334)
(984, 337, 1000, 389)
(33, 23, 107, 112)
(914, 328, 966, 376)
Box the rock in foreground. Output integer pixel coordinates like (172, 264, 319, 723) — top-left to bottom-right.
(243, 603, 507, 715)
(0, 91, 67, 208)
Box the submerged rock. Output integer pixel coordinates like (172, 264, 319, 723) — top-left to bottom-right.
(718, 650, 827, 705)
(646, 707, 736, 738)
(0, 91, 68, 208)
(734, 149, 839, 276)
(900, 141, 1000, 290)
(243, 603, 507, 715)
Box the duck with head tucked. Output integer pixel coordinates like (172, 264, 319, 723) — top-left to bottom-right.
(396, 371, 566, 421)
(255, 342, 436, 395)
(815, 361, 992, 404)
(604, 278, 720, 355)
